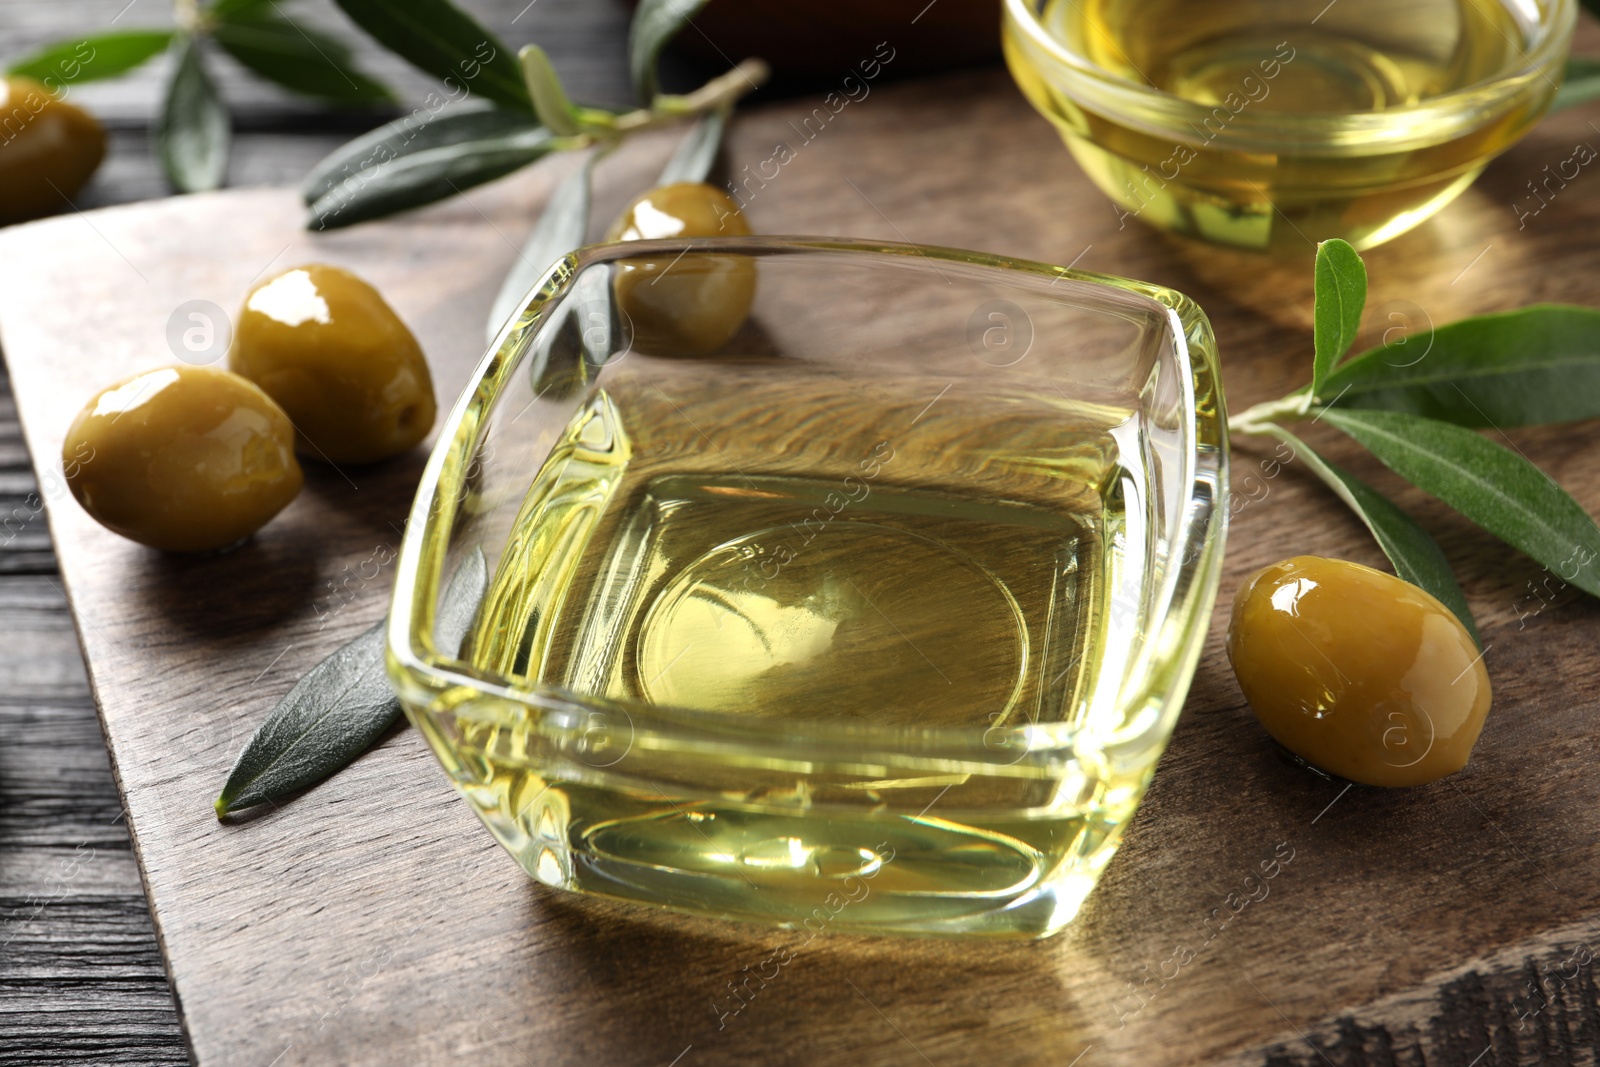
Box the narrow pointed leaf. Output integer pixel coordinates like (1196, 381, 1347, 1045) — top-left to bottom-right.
(1555, 57, 1600, 111)
(1261, 426, 1477, 642)
(215, 548, 487, 816)
(306, 126, 556, 229)
(628, 0, 711, 104)
(518, 45, 580, 136)
(1312, 238, 1366, 396)
(328, 0, 529, 110)
(213, 11, 394, 105)
(302, 104, 540, 205)
(486, 151, 598, 343)
(157, 36, 230, 193)
(6, 30, 172, 86)
(657, 107, 727, 185)
(1323, 305, 1600, 428)
(215, 618, 395, 816)
(1321, 409, 1600, 597)
(211, 0, 276, 17)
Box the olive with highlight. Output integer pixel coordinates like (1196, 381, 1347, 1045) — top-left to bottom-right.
(63, 365, 303, 552)
(1228, 555, 1491, 787)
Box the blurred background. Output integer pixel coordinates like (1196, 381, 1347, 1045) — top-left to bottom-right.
(3, 0, 1005, 211)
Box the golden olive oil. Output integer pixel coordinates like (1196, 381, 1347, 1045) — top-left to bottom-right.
(440, 359, 1154, 936)
(1006, 0, 1561, 251)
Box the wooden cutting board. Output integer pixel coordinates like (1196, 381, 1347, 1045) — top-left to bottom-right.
(4, 65, 1600, 1067)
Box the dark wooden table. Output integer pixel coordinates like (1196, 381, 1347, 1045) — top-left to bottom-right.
(0, 2, 635, 1061)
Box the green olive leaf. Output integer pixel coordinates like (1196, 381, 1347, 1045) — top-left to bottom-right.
(328, 0, 530, 111)
(518, 44, 580, 136)
(216, 547, 487, 817)
(214, 617, 396, 817)
(1554, 56, 1600, 111)
(6, 30, 173, 86)
(1260, 425, 1478, 642)
(157, 36, 230, 194)
(629, 0, 711, 104)
(657, 107, 727, 185)
(1320, 409, 1600, 597)
(301, 103, 540, 205)
(306, 125, 557, 229)
(213, 10, 394, 105)
(210, 0, 277, 18)
(1311, 238, 1366, 398)
(1322, 305, 1600, 428)
(486, 150, 600, 344)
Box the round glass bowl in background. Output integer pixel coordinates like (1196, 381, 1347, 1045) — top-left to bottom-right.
(1003, 0, 1576, 253)
(388, 238, 1227, 939)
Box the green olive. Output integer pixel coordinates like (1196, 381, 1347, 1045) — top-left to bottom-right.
(63, 365, 303, 553)
(0, 76, 107, 225)
(1227, 556, 1491, 787)
(229, 264, 436, 464)
(605, 181, 755, 356)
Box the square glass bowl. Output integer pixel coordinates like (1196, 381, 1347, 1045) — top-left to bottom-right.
(387, 238, 1227, 939)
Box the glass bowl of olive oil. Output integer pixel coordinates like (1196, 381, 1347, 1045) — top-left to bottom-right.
(1004, 0, 1575, 253)
(387, 238, 1227, 939)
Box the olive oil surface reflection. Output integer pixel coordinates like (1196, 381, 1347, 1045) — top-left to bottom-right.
(442, 357, 1155, 936)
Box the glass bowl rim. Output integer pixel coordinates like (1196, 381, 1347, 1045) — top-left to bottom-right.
(1001, 0, 1576, 148)
(386, 235, 1227, 755)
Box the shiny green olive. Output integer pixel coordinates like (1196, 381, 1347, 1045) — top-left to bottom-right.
(229, 264, 436, 464)
(63, 365, 303, 553)
(1227, 556, 1491, 787)
(605, 181, 755, 356)
(0, 76, 107, 225)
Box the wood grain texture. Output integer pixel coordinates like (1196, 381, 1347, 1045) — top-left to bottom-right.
(1, 4, 634, 1057)
(2, 53, 1600, 1067)
(0, 387, 201, 1051)
(0, 381, 188, 1065)
(0, 4, 632, 1059)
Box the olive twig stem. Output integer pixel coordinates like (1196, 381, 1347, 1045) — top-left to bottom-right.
(548, 133, 601, 153)
(612, 58, 771, 132)
(660, 58, 771, 114)
(1229, 392, 1320, 436)
(1253, 422, 1367, 515)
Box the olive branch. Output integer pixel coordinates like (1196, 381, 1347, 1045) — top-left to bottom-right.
(5, 0, 759, 211)
(1228, 239, 1600, 644)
